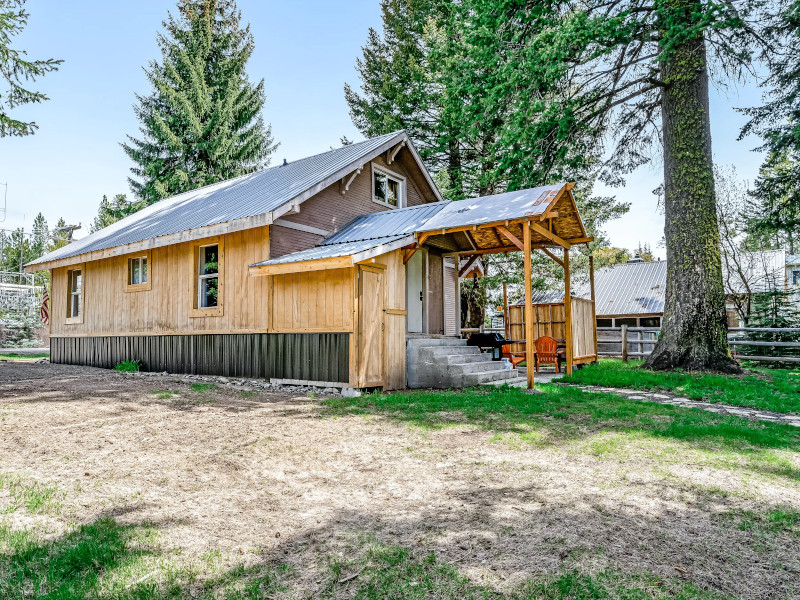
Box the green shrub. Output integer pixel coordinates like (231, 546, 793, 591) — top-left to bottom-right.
(114, 360, 140, 372)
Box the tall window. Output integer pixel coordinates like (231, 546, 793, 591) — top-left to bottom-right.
(129, 256, 147, 285)
(793, 270, 800, 285)
(198, 244, 219, 308)
(67, 269, 81, 318)
(373, 167, 405, 208)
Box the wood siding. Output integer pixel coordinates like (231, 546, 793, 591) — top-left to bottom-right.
(51, 226, 272, 337)
(52, 333, 349, 382)
(272, 268, 354, 332)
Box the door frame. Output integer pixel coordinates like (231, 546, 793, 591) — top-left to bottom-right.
(405, 247, 428, 333)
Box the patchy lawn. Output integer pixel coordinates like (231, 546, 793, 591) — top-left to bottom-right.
(561, 359, 800, 414)
(1, 363, 799, 599)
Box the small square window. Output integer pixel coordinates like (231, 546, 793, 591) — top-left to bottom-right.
(373, 167, 405, 208)
(129, 256, 147, 285)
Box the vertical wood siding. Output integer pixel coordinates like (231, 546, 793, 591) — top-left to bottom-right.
(51, 333, 349, 382)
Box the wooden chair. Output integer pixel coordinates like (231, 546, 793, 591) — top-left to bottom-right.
(534, 336, 561, 373)
(501, 344, 526, 368)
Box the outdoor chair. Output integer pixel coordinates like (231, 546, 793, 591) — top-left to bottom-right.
(501, 344, 526, 368)
(534, 335, 561, 373)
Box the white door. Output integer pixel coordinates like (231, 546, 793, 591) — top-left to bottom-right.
(406, 250, 424, 333)
(443, 257, 458, 336)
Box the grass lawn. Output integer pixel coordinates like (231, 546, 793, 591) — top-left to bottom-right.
(561, 359, 800, 414)
(2, 364, 799, 599)
(0, 352, 49, 360)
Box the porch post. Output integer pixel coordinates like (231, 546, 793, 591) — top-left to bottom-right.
(523, 223, 535, 389)
(564, 247, 573, 375)
(503, 282, 509, 339)
(589, 254, 598, 360)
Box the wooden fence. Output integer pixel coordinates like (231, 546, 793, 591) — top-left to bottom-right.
(598, 326, 800, 365)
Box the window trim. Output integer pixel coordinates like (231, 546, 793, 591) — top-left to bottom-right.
(189, 238, 224, 317)
(125, 251, 151, 292)
(65, 264, 85, 325)
(371, 164, 406, 209)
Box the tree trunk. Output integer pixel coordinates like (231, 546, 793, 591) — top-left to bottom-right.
(644, 23, 740, 373)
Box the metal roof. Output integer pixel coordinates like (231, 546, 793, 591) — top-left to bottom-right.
(28, 131, 413, 267)
(320, 202, 449, 246)
(417, 184, 563, 232)
(526, 260, 668, 316)
(787, 254, 800, 266)
(250, 234, 414, 267)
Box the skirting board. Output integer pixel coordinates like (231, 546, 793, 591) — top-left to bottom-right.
(270, 378, 349, 388)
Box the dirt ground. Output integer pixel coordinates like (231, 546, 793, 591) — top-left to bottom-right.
(1, 363, 799, 598)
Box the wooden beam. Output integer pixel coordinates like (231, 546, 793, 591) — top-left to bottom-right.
(458, 254, 479, 277)
(537, 211, 559, 220)
(340, 166, 363, 195)
(387, 140, 406, 164)
(495, 225, 524, 251)
(523, 223, 535, 389)
(540, 247, 564, 267)
(589, 254, 598, 360)
(463, 229, 478, 250)
(416, 232, 432, 247)
(403, 245, 419, 265)
(564, 247, 573, 376)
(455, 245, 519, 256)
(530, 221, 571, 249)
(249, 256, 353, 276)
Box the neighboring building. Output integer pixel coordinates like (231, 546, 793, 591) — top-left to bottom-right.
(523, 259, 667, 327)
(519, 250, 791, 328)
(26, 131, 591, 389)
(788, 254, 800, 303)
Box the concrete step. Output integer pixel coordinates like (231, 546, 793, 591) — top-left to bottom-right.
(463, 368, 519, 386)
(406, 337, 466, 350)
(436, 353, 491, 364)
(448, 360, 507, 374)
(419, 345, 481, 359)
(481, 377, 528, 388)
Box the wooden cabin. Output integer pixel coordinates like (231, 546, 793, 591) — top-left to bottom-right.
(27, 131, 594, 390)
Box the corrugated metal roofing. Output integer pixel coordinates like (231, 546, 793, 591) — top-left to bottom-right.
(320, 202, 449, 246)
(786, 254, 800, 265)
(526, 261, 668, 316)
(28, 131, 408, 266)
(250, 235, 412, 266)
(417, 184, 563, 232)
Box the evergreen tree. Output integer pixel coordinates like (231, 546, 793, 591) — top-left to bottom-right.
(456, 0, 790, 372)
(0, 0, 62, 137)
(746, 152, 799, 254)
(91, 194, 142, 232)
(123, 0, 277, 204)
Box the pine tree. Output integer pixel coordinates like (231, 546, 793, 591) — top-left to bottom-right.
(0, 0, 62, 137)
(91, 194, 142, 232)
(123, 0, 277, 204)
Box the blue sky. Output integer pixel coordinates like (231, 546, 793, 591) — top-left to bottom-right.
(0, 0, 769, 256)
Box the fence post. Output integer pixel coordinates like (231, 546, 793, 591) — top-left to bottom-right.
(621, 325, 628, 362)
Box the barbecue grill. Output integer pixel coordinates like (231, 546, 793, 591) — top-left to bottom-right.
(467, 332, 512, 360)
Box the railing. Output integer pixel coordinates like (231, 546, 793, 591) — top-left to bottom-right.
(598, 326, 800, 365)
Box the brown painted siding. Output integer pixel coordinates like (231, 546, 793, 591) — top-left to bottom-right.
(270, 226, 324, 259)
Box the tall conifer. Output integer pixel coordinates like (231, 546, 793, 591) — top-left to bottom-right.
(124, 0, 277, 204)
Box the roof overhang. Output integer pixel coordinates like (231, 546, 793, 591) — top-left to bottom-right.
(248, 234, 415, 276)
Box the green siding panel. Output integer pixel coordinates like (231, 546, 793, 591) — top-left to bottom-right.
(51, 333, 349, 382)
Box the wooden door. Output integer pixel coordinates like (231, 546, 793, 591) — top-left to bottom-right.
(358, 266, 385, 387)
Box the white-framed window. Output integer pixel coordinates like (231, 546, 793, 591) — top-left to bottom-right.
(197, 244, 219, 308)
(67, 268, 81, 319)
(372, 165, 405, 208)
(129, 256, 147, 285)
(793, 270, 800, 285)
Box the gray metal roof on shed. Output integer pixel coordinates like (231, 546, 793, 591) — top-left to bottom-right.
(320, 202, 449, 246)
(526, 260, 668, 316)
(787, 254, 800, 265)
(417, 184, 563, 232)
(29, 131, 423, 267)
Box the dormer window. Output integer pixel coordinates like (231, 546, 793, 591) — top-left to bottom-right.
(372, 165, 405, 208)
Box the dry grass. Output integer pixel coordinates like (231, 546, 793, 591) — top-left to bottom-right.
(0, 363, 798, 598)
